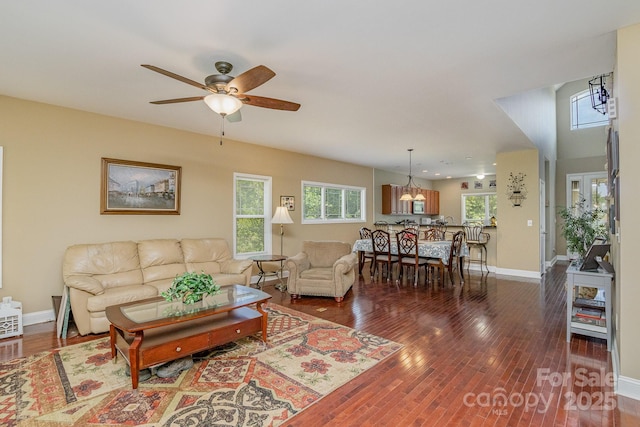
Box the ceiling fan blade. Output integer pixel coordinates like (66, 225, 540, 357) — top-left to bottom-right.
(141, 64, 214, 93)
(226, 65, 275, 94)
(226, 110, 242, 122)
(240, 94, 301, 111)
(149, 96, 205, 105)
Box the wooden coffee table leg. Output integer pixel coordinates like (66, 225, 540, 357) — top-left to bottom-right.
(256, 302, 268, 342)
(129, 333, 143, 389)
(109, 324, 117, 361)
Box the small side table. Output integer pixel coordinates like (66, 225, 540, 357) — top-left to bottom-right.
(251, 255, 288, 291)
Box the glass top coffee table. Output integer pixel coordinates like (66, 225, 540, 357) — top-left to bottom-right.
(106, 284, 271, 388)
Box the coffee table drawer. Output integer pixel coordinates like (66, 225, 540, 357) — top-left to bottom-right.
(139, 307, 262, 366)
(210, 314, 262, 346)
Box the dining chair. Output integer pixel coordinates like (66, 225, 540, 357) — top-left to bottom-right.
(358, 227, 375, 275)
(396, 229, 428, 286)
(426, 231, 465, 286)
(434, 223, 447, 240)
(423, 228, 443, 241)
(405, 222, 420, 234)
(371, 229, 399, 282)
(464, 224, 490, 273)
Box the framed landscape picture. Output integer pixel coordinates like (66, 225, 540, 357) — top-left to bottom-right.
(100, 158, 181, 215)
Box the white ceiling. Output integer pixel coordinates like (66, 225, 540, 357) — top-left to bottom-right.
(2, 1, 639, 179)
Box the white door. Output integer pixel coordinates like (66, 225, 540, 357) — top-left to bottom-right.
(565, 172, 608, 258)
(540, 179, 546, 275)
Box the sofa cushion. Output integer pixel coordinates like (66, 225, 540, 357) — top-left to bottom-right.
(300, 268, 333, 281)
(303, 241, 352, 268)
(63, 241, 144, 290)
(86, 285, 158, 313)
(138, 239, 186, 286)
(181, 238, 231, 274)
(212, 273, 247, 287)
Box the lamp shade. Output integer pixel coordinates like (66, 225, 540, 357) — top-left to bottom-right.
(203, 94, 243, 116)
(271, 206, 293, 224)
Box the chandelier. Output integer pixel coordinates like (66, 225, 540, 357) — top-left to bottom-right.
(399, 149, 426, 201)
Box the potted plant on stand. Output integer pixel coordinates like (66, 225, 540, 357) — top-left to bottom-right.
(559, 198, 607, 261)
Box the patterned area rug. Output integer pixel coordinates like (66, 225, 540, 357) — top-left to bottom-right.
(0, 304, 402, 426)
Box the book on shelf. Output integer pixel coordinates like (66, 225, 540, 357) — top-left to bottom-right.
(571, 310, 606, 332)
(573, 297, 605, 310)
(575, 308, 603, 320)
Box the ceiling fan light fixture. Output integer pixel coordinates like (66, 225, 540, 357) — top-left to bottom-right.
(204, 94, 243, 116)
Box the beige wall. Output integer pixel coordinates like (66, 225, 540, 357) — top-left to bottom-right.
(496, 149, 540, 273)
(0, 95, 373, 318)
(556, 78, 610, 161)
(615, 23, 640, 384)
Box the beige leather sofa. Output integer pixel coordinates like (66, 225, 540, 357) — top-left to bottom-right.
(63, 238, 253, 335)
(284, 241, 358, 302)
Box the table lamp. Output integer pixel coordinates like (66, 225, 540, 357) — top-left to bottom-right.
(272, 206, 293, 255)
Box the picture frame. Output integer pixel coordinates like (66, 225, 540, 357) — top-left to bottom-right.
(100, 158, 181, 215)
(461, 181, 469, 190)
(474, 180, 483, 190)
(281, 196, 295, 211)
(489, 179, 496, 189)
(606, 127, 619, 195)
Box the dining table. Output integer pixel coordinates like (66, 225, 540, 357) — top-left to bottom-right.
(352, 238, 469, 280)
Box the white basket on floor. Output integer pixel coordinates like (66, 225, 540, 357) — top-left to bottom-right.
(0, 301, 23, 339)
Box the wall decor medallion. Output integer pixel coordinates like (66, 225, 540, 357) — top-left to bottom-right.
(506, 172, 527, 207)
(100, 158, 181, 215)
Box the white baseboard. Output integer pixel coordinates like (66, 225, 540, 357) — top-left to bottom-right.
(617, 375, 640, 400)
(250, 271, 289, 285)
(494, 267, 541, 279)
(23, 309, 56, 327)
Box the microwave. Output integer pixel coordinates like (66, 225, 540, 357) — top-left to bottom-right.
(412, 201, 425, 214)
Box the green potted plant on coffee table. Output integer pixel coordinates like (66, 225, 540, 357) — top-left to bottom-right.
(161, 271, 221, 305)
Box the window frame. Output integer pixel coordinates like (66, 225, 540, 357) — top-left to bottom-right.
(570, 89, 609, 130)
(461, 192, 497, 225)
(301, 180, 366, 224)
(233, 172, 272, 259)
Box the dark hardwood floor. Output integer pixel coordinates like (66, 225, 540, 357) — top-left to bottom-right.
(3, 262, 639, 426)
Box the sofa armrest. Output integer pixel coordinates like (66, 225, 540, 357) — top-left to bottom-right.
(220, 259, 253, 274)
(333, 252, 358, 275)
(65, 275, 105, 295)
(285, 252, 310, 275)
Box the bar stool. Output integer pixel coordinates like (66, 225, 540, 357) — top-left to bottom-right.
(464, 224, 490, 274)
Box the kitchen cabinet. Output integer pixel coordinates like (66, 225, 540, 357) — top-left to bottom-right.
(381, 185, 439, 215)
(382, 184, 411, 214)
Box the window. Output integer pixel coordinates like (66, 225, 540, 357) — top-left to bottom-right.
(462, 193, 497, 224)
(302, 181, 365, 224)
(234, 173, 272, 257)
(570, 89, 609, 130)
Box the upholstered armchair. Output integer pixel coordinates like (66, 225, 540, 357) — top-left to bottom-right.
(285, 241, 358, 302)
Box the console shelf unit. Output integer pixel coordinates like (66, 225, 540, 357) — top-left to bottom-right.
(566, 261, 614, 351)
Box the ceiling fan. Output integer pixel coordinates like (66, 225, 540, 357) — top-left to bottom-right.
(141, 61, 301, 122)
